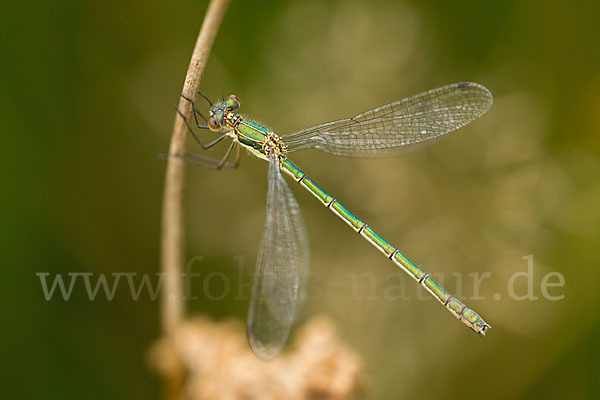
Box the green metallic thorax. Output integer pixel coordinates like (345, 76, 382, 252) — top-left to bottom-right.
(224, 111, 287, 161)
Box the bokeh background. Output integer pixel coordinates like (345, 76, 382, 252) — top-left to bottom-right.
(2, 0, 599, 398)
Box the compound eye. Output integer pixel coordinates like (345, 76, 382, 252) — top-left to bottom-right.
(208, 115, 222, 131)
(224, 94, 240, 111)
(226, 94, 240, 104)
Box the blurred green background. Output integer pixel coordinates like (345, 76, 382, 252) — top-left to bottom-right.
(2, 0, 599, 398)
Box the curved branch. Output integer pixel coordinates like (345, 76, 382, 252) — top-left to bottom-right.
(159, 0, 230, 398)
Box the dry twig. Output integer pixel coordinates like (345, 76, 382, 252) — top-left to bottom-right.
(159, 1, 231, 398)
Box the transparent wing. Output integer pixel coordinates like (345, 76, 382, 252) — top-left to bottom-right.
(247, 151, 310, 360)
(283, 82, 493, 157)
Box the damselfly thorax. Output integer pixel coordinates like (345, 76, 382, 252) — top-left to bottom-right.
(208, 95, 288, 161)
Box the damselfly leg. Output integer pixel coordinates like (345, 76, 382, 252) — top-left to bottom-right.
(169, 92, 239, 170)
(160, 141, 239, 170)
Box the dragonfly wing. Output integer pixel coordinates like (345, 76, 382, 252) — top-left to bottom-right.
(283, 82, 493, 157)
(247, 151, 310, 360)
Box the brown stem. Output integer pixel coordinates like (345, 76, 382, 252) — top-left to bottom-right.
(159, 0, 230, 399)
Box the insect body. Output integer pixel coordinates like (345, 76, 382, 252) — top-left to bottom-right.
(181, 83, 493, 359)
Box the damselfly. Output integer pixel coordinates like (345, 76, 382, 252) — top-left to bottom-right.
(176, 82, 493, 359)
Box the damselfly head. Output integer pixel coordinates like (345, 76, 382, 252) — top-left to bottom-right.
(207, 94, 241, 131)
